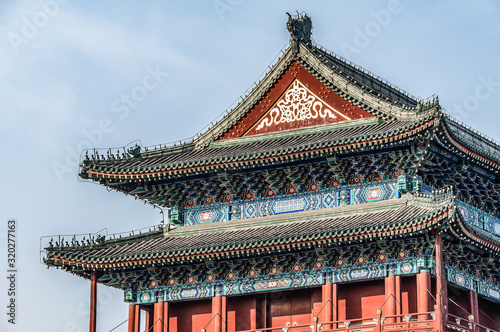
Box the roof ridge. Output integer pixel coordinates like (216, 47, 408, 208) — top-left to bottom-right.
(297, 42, 441, 121)
(308, 41, 423, 105)
(443, 113, 500, 150)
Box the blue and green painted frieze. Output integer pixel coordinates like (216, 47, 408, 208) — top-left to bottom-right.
(179, 179, 399, 226)
(456, 200, 500, 237)
(128, 259, 500, 305)
(131, 260, 423, 305)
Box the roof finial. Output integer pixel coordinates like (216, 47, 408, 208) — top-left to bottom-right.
(286, 11, 312, 44)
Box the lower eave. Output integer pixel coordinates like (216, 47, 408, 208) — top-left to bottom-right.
(45, 197, 453, 271)
(452, 211, 500, 253)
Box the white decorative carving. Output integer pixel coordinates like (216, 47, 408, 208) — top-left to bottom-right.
(256, 79, 350, 131)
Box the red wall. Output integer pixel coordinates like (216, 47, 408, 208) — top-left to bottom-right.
(447, 286, 500, 329)
(401, 276, 417, 315)
(224, 288, 322, 331)
(165, 278, 500, 331)
(169, 299, 212, 332)
(338, 280, 385, 321)
(312, 287, 323, 319)
(227, 295, 258, 331)
(447, 285, 469, 319)
(478, 297, 500, 330)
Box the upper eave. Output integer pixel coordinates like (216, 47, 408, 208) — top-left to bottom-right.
(79, 41, 500, 184)
(81, 115, 438, 183)
(439, 115, 500, 168)
(44, 195, 455, 270)
(80, 39, 446, 182)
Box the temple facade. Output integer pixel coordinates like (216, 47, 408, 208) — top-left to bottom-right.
(44, 13, 500, 332)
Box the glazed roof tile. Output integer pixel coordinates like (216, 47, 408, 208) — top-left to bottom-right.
(310, 45, 419, 107)
(443, 115, 500, 164)
(46, 197, 453, 267)
(84, 118, 431, 175)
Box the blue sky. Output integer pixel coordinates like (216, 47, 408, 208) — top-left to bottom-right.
(0, 1, 499, 331)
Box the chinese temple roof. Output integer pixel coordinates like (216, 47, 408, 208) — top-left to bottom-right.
(43, 13, 500, 304)
(83, 118, 428, 177)
(44, 192, 500, 289)
(46, 194, 452, 270)
(78, 14, 499, 216)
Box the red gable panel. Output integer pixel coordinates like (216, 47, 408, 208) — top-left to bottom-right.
(218, 61, 374, 140)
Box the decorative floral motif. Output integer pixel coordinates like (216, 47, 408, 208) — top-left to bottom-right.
(455, 274, 466, 286)
(366, 188, 383, 200)
(256, 80, 349, 131)
(402, 263, 412, 273)
(255, 278, 290, 290)
(272, 197, 307, 214)
(141, 293, 151, 303)
(198, 210, 214, 222)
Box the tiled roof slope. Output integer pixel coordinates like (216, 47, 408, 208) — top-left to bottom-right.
(82, 118, 436, 180)
(45, 196, 454, 268)
(442, 115, 500, 165)
(310, 46, 419, 107)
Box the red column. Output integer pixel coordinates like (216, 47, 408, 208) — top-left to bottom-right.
(134, 305, 141, 332)
(322, 283, 333, 328)
(250, 303, 257, 330)
(145, 310, 149, 331)
(128, 304, 136, 332)
(417, 270, 431, 320)
(332, 283, 338, 327)
(321, 282, 338, 328)
(213, 295, 221, 332)
(154, 302, 164, 332)
(212, 295, 226, 332)
(469, 291, 479, 326)
(443, 279, 448, 325)
(385, 274, 397, 323)
(395, 276, 401, 321)
(436, 232, 445, 332)
(163, 302, 169, 332)
(90, 271, 97, 332)
(222, 296, 227, 332)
